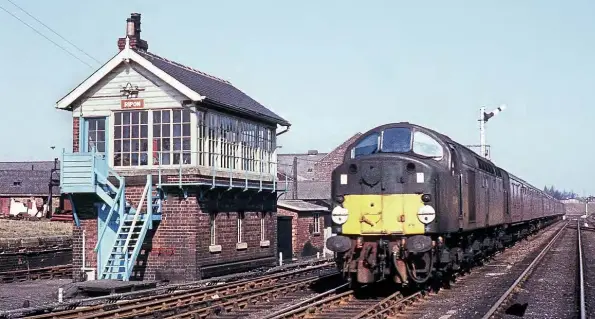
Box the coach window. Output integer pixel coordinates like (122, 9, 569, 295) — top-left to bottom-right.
(351, 133, 380, 158)
(413, 131, 443, 160)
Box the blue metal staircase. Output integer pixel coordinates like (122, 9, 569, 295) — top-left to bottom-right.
(60, 149, 161, 281)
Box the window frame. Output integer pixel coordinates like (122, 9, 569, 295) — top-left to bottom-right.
(350, 132, 380, 159)
(260, 212, 266, 241)
(350, 127, 445, 162)
(104, 107, 277, 174)
(412, 131, 444, 160)
(209, 213, 216, 246)
(237, 212, 244, 243)
(112, 110, 150, 167)
(313, 212, 320, 234)
(380, 127, 413, 154)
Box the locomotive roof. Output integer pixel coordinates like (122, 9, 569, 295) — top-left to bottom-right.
(356, 122, 553, 199)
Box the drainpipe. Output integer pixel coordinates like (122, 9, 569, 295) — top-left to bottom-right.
(82, 229, 86, 273)
(276, 125, 290, 136)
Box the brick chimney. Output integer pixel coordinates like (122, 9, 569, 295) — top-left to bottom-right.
(117, 13, 149, 51)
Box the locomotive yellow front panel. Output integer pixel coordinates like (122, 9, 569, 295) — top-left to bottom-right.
(341, 194, 426, 235)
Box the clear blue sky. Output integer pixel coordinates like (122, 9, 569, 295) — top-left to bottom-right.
(0, 0, 592, 194)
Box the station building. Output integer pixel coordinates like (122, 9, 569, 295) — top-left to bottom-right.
(57, 13, 290, 282)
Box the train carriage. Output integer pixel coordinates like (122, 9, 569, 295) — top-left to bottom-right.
(326, 122, 564, 287)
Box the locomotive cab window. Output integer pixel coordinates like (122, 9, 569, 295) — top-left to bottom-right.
(413, 131, 444, 159)
(351, 133, 380, 158)
(381, 127, 412, 153)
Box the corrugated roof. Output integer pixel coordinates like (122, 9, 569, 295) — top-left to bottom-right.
(135, 50, 289, 126)
(278, 199, 328, 212)
(0, 170, 59, 196)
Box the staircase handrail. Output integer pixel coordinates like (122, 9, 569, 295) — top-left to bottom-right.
(94, 176, 123, 252)
(122, 176, 149, 258)
(125, 174, 153, 278)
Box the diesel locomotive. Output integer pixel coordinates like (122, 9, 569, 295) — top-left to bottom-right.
(325, 122, 565, 287)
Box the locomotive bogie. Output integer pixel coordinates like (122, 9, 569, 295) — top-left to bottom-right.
(326, 122, 565, 287)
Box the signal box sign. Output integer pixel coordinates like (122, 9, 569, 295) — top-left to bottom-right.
(121, 99, 145, 109)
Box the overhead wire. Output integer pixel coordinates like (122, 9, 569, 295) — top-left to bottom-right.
(0, 1, 94, 68)
(5, 0, 101, 64)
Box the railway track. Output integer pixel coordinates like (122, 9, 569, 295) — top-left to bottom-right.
(166, 272, 343, 319)
(263, 284, 426, 319)
(0, 265, 72, 284)
(20, 262, 336, 319)
(581, 217, 595, 317)
(243, 221, 565, 319)
(480, 221, 586, 318)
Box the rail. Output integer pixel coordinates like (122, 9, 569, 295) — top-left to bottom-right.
(261, 283, 349, 319)
(18, 262, 335, 319)
(0, 265, 72, 284)
(0, 258, 332, 318)
(579, 219, 586, 319)
(166, 274, 339, 319)
(352, 290, 425, 319)
(480, 221, 569, 319)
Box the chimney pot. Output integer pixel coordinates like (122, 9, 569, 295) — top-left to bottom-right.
(126, 18, 135, 37)
(118, 13, 148, 51)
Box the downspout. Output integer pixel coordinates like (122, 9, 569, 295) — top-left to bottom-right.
(82, 229, 86, 274)
(276, 125, 290, 136)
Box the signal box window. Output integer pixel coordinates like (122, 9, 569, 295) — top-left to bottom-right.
(87, 118, 106, 153)
(113, 111, 149, 166)
(351, 133, 379, 158)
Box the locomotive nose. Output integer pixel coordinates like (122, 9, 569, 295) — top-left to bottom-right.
(332, 156, 437, 236)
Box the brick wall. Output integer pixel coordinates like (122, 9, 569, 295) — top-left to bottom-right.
(278, 208, 325, 258)
(71, 182, 278, 283)
(135, 188, 199, 282)
(71, 219, 97, 280)
(278, 210, 297, 258)
(73, 117, 79, 152)
(0, 236, 72, 273)
(0, 198, 9, 216)
(196, 210, 276, 278)
(312, 133, 362, 181)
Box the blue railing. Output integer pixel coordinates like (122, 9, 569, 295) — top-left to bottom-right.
(151, 150, 289, 192)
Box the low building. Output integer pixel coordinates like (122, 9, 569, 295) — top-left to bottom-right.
(0, 161, 60, 218)
(277, 200, 328, 260)
(55, 13, 289, 282)
(276, 133, 361, 259)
